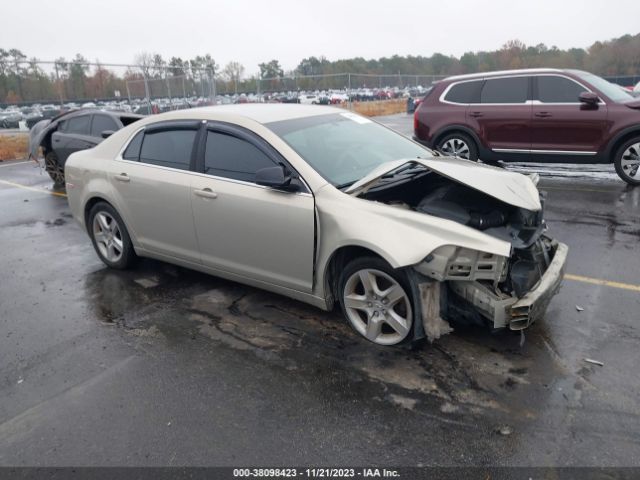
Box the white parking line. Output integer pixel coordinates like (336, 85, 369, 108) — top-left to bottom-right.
(0, 160, 32, 168)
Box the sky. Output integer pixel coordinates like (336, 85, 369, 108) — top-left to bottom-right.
(2, 0, 639, 75)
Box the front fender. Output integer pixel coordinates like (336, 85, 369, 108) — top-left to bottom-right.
(313, 186, 512, 296)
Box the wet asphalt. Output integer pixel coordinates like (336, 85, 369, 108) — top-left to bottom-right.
(0, 115, 639, 467)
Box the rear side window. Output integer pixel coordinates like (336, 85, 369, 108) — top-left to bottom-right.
(122, 131, 143, 160)
(444, 81, 483, 104)
(537, 76, 587, 103)
(481, 77, 529, 103)
(139, 129, 196, 170)
(204, 131, 276, 182)
(66, 115, 91, 134)
(91, 114, 118, 137)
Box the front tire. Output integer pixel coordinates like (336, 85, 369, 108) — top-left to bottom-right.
(338, 257, 415, 346)
(88, 202, 137, 269)
(437, 132, 479, 161)
(614, 137, 640, 186)
(44, 151, 65, 186)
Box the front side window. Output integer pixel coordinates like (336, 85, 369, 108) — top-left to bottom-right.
(481, 77, 529, 104)
(91, 114, 119, 136)
(66, 115, 91, 134)
(139, 129, 196, 170)
(537, 76, 587, 103)
(204, 131, 276, 182)
(444, 80, 483, 104)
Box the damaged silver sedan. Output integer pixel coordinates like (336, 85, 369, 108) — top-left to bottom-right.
(65, 104, 568, 346)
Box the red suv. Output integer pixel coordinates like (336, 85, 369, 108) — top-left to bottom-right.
(413, 68, 640, 185)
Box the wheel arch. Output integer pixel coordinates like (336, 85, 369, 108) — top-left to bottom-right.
(322, 244, 404, 310)
(605, 127, 640, 163)
(432, 125, 484, 152)
(83, 196, 114, 229)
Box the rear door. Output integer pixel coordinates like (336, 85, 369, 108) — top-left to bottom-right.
(190, 124, 315, 293)
(531, 75, 608, 157)
(109, 122, 201, 263)
(52, 114, 95, 164)
(467, 76, 532, 159)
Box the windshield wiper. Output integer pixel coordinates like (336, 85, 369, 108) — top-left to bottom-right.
(336, 180, 356, 190)
(381, 163, 427, 179)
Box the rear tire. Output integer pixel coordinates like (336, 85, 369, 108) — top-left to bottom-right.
(88, 202, 137, 270)
(614, 137, 640, 186)
(437, 132, 479, 161)
(44, 151, 65, 186)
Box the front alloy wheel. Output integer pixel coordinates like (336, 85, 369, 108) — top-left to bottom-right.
(615, 140, 640, 185)
(342, 267, 413, 345)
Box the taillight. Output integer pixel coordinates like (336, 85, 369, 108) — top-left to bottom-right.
(413, 109, 419, 133)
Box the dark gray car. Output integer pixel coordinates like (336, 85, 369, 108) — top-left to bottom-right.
(29, 109, 142, 185)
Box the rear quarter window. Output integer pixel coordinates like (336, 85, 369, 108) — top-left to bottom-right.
(443, 80, 483, 104)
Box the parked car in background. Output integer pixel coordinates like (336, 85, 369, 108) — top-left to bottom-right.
(29, 109, 143, 185)
(299, 94, 320, 105)
(22, 107, 44, 129)
(0, 109, 22, 128)
(414, 68, 640, 185)
(64, 104, 567, 346)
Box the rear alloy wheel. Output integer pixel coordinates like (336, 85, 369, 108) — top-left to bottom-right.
(437, 133, 479, 161)
(88, 202, 136, 269)
(614, 138, 640, 186)
(44, 151, 65, 186)
(339, 257, 414, 346)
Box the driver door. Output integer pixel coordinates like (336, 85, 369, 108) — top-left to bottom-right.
(191, 126, 315, 293)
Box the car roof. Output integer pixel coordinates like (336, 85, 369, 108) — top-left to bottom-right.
(52, 108, 143, 123)
(140, 104, 342, 124)
(442, 68, 581, 83)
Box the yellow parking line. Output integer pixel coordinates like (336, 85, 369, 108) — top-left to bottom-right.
(565, 273, 640, 293)
(0, 178, 67, 198)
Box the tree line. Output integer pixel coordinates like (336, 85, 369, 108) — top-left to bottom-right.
(1, 32, 639, 104)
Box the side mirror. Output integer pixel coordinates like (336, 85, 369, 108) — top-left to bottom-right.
(101, 130, 115, 139)
(579, 91, 599, 106)
(255, 165, 297, 191)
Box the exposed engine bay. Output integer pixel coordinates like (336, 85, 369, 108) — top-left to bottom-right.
(360, 170, 546, 250)
(359, 169, 562, 332)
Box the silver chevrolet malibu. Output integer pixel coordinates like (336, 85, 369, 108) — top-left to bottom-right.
(65, 104, 568, 346)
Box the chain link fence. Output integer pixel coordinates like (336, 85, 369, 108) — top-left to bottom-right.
(0, 60, 216, 113)
(1, 59, 637, 114)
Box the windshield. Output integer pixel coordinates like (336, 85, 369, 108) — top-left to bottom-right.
(573, 71, 633, 103)
(267, 112, 430, 186)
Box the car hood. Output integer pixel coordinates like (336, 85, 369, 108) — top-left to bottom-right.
(344, 157, 542, 211)
(624, 99, 640, 109)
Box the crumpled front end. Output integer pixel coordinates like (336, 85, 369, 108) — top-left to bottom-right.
(414, 236, 568, 332)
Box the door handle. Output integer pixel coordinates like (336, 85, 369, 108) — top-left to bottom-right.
(535, 112, 552, 118)
(469, 111, 483, 118)
(194, 188, 218, 199)
(114, 173, 130, 182)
